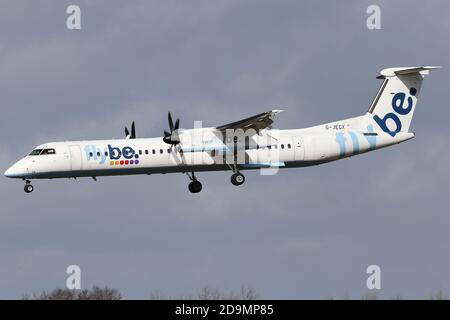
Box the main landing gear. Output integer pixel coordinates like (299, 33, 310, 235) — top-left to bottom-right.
(187, 172, 202, 193)
(24, 180, 34, 193)
(230, 172, 245, 186)
(228, 162, 245, 186)
(185, 169, 245, 194)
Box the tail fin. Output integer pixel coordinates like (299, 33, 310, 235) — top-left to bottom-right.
(360, 66, 439, 136)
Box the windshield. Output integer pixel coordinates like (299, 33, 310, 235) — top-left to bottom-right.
(41, 148, 56, 155)
(29, 149, 43, 156)
(28, 148, 56, 156)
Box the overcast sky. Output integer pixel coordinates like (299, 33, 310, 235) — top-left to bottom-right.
(1, 0, 450, 299)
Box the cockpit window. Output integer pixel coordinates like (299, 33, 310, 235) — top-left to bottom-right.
(29, 148, 56, 156)
(41, 148, 56, 155)
(29, 149, 43, 156)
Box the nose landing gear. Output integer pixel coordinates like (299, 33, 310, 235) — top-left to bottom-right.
(24, 180, 34, 193)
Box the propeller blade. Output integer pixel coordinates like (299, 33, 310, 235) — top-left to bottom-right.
(131, 121, 136, 139)
(164, 112, 181, 145)
(168, 112, 174, 132)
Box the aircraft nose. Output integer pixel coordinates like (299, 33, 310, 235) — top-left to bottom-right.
(4, 165, 16, 178)
(4, 163, 27, 179)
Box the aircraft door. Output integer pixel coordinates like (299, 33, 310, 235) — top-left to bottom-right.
(69, 145, 83, 171)
(293, 136, 304, 161)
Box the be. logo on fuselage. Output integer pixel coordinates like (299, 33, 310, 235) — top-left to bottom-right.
(373, 87, 416, 137)
(84, 144, 140, 166)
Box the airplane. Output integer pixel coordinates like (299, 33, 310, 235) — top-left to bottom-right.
(4, 66, 439, 194)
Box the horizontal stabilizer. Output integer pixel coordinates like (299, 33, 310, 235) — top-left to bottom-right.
(377, 66, 440, 78)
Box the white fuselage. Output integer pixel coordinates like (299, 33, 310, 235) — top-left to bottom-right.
(4, 115, 414, 180)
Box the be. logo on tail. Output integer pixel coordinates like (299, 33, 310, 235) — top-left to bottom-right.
(373, 87, 416, 137)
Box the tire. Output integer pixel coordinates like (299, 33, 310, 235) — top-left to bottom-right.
(188, 181, 202, 193)
(231, 173, 245, 186)
(24, 184, 34, 193)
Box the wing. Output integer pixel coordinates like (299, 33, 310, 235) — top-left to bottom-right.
(216, 109, 283, 132)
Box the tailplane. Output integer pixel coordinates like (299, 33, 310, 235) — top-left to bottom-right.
(360, 66, 439, 136)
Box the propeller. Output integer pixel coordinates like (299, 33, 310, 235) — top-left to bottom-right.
(163, 112, 180, 145)
(125, 121, 136, 139)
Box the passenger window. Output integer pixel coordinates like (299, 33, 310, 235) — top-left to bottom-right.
(268, 145, 271, 150)
(287, 144, 291, 149)
(145, 150, 149, 155)
(89, 152, 93, 157)
(281, 144, 284, 149)
(139, 150, 142, 155)
(160, 149, 163, 154)
(105, 151, 108, 156)
(152, 149, 156, 154)
(167, 149, 171, 153)
(97, 152, 101, 157)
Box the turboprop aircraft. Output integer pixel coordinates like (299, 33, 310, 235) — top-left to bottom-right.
(4, 66, 439, 193)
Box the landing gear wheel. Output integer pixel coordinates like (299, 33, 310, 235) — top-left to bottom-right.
(231, 173, 245, 186)
(24, 184, 34, 193)
(188, 181, 202, 193)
